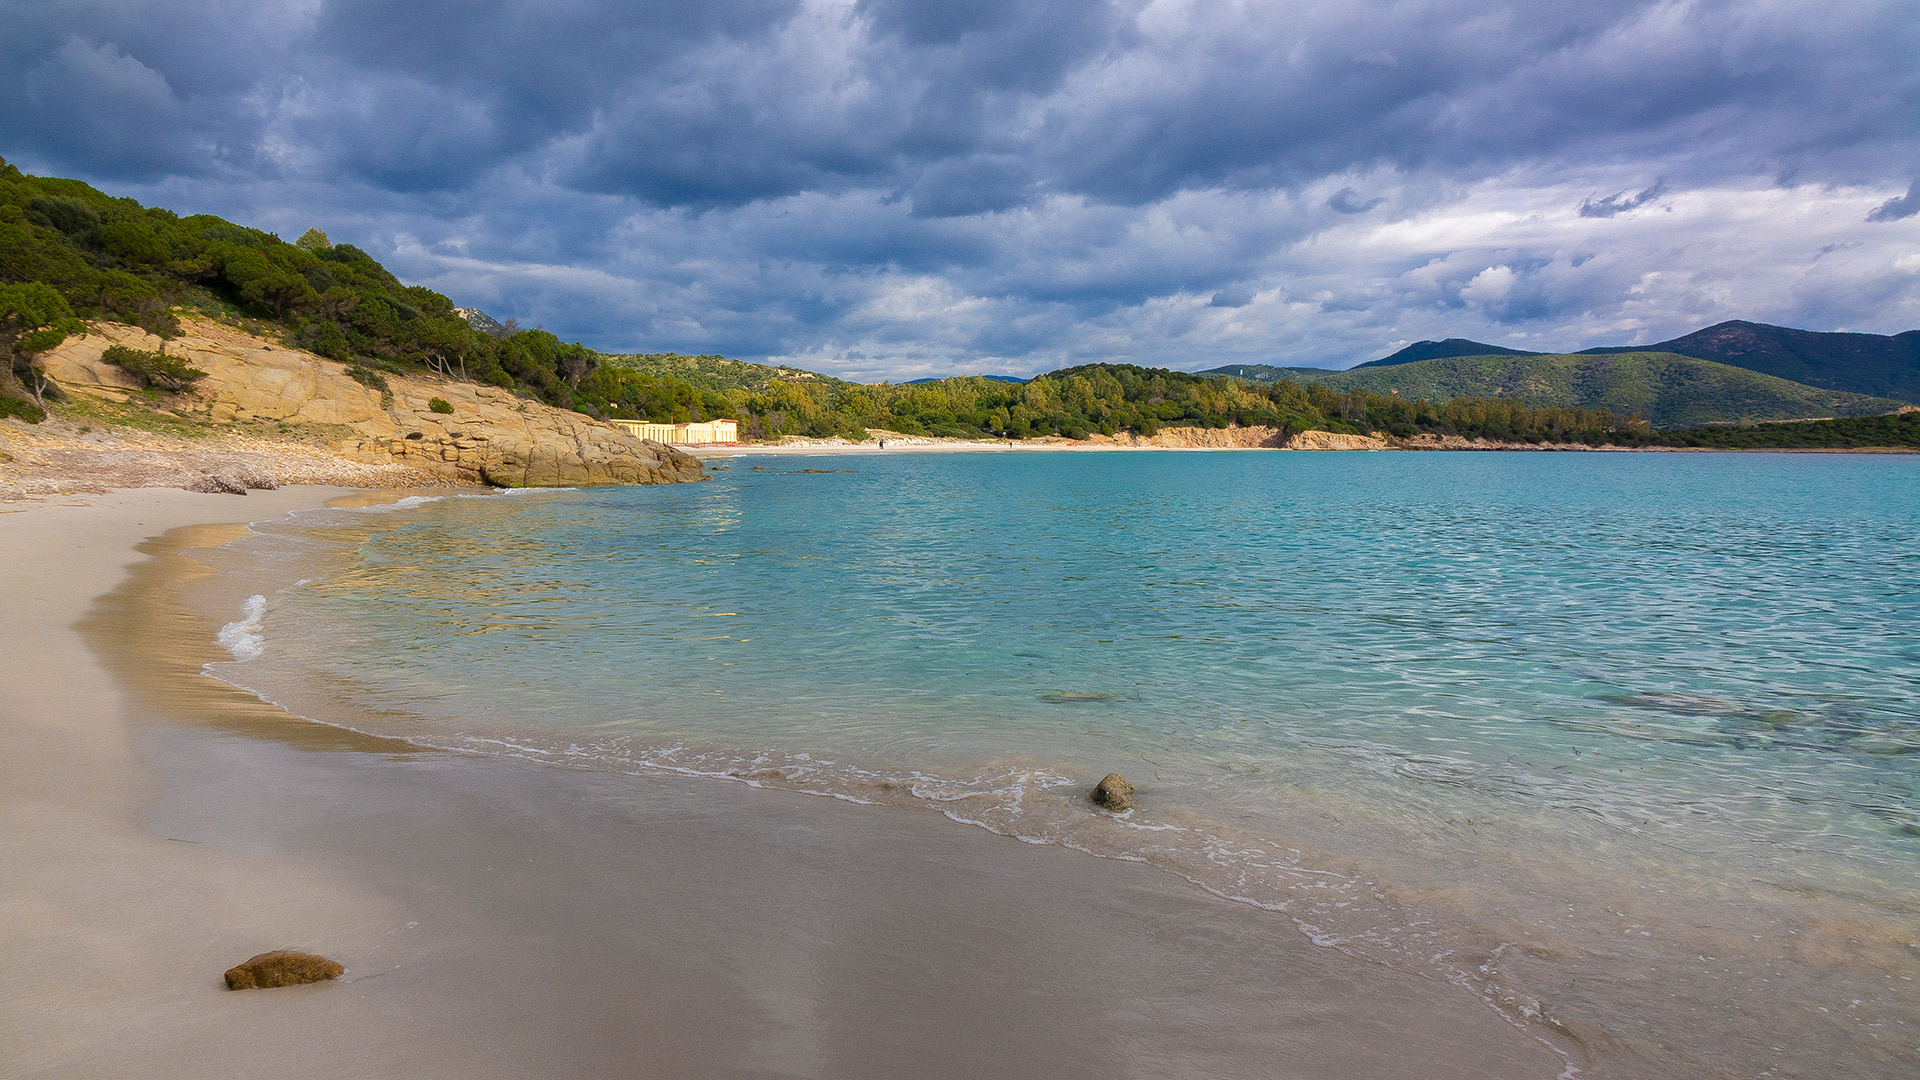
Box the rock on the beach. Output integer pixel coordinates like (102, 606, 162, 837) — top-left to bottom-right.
(184, 472, 248, 495)
(228, 464, 279, 489)
(224, 950, 343, 990)
(1089, 772, 1136, 811)
(182, 465, 278, 494)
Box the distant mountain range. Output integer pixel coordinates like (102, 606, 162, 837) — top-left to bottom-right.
(1354, 338, 1543, 368)
(1199, 320, 1918, 427)
(1307, 352, 1903, 429)
(904, 374, 1028, 385)
(550, 315, 1920, 431)
(1577, 321, 1920, 402)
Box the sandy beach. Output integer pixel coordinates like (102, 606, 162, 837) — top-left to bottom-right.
(0, 485, 1573, 1079)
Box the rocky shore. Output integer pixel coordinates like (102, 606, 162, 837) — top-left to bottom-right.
(739, 424, 1606, 454)
(745, 425, 1392, 452)
(3, 317, 706, 499)
(0, 420, 452, 500)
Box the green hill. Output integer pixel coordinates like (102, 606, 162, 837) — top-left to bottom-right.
(0, 158, 831, 434)
(1199, 338, 1544, 381)
(0, 155, 623, 418)
(602, 352, 851, 394)
(1196, 363, 1339, 381)
(1306, 352, 1904, 428)
(1354, 338, 1542, 368)
(1583, 320, 1920, 402)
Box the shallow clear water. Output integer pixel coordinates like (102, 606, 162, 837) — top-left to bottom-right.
(216, 451, 1920, 1077)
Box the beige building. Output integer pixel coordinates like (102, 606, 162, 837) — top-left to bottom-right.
(608, 418, 740, 444)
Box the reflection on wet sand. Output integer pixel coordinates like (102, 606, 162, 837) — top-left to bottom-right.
(79, 516, 427, 757)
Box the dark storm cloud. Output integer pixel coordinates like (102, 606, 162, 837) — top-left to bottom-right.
(304, 0, 804, 192)
(0, 0, 297, 177)
(857, 0, 1123, 93)
(1326, 188, 1384, 215)
(2, 1, 1917, 374)
(563, 0, 1125, 208)
(1867, 179, 1920, 222)
(1579, 181, 1667, 218)
(7, 2, 1916, 205)
(905, 156, 1035, 217)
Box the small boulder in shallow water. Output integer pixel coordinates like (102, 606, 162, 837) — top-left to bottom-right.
(1089, 772, 1136, 812)
(224, 950, 343, 990)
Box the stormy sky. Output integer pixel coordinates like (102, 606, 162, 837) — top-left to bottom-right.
(2, 1, 1917, 378)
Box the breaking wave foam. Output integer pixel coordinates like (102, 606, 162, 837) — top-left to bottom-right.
(215, 594, 269, 660)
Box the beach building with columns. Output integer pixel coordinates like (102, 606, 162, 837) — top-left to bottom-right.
(608, 418, 740, 445)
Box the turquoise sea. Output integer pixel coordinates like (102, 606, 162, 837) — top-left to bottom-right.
(214, 450, 1920, 1077)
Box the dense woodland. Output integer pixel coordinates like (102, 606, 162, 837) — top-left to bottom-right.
(0, 158, 1911, 451)
(604, 360, 1648, 445)
(1645, 410, 1920, 450)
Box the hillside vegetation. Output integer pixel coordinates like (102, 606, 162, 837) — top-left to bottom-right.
(1198, 363, 1336, 382)
(1586, 320, 1920, 402)
(0, 157, 635, 418)
(1648, 410, 1920, 450)
(1304, 352, 1903, 428)
(646, 362, 1644, 444)
(603, 351, 852, 394)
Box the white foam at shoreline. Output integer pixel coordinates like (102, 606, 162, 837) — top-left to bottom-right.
(215, 594, 269, 660)
(352, 494, 448, 513)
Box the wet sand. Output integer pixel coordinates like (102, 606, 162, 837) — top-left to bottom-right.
(0, 488, 1567, 1079)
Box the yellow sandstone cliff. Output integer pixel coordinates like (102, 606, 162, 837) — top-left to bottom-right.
(1096, 425, 1387, 450)
(36, 318, 705, 488)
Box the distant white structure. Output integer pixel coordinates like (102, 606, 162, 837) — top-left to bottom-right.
(608, 418, 740, 444)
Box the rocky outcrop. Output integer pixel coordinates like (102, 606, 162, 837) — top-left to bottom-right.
(1283, 429, 1388, 451)
(1096, 425, 1388, 450)
(37, 319, 706, 488)
(1097, 425, 1282, 448)
(1089, 772, 1136, 811)
(1389, 433, 1606, 452)
(224, 950, 343, 990)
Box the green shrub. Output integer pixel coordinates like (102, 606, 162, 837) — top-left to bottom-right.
(304, 320, 353, 362)
(0, 394, 46, 422)
(346, 365, 389, 393)
(26, 195, 100, 238)
(429, 397, 453, 414)
(101, 343, 207, 391)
